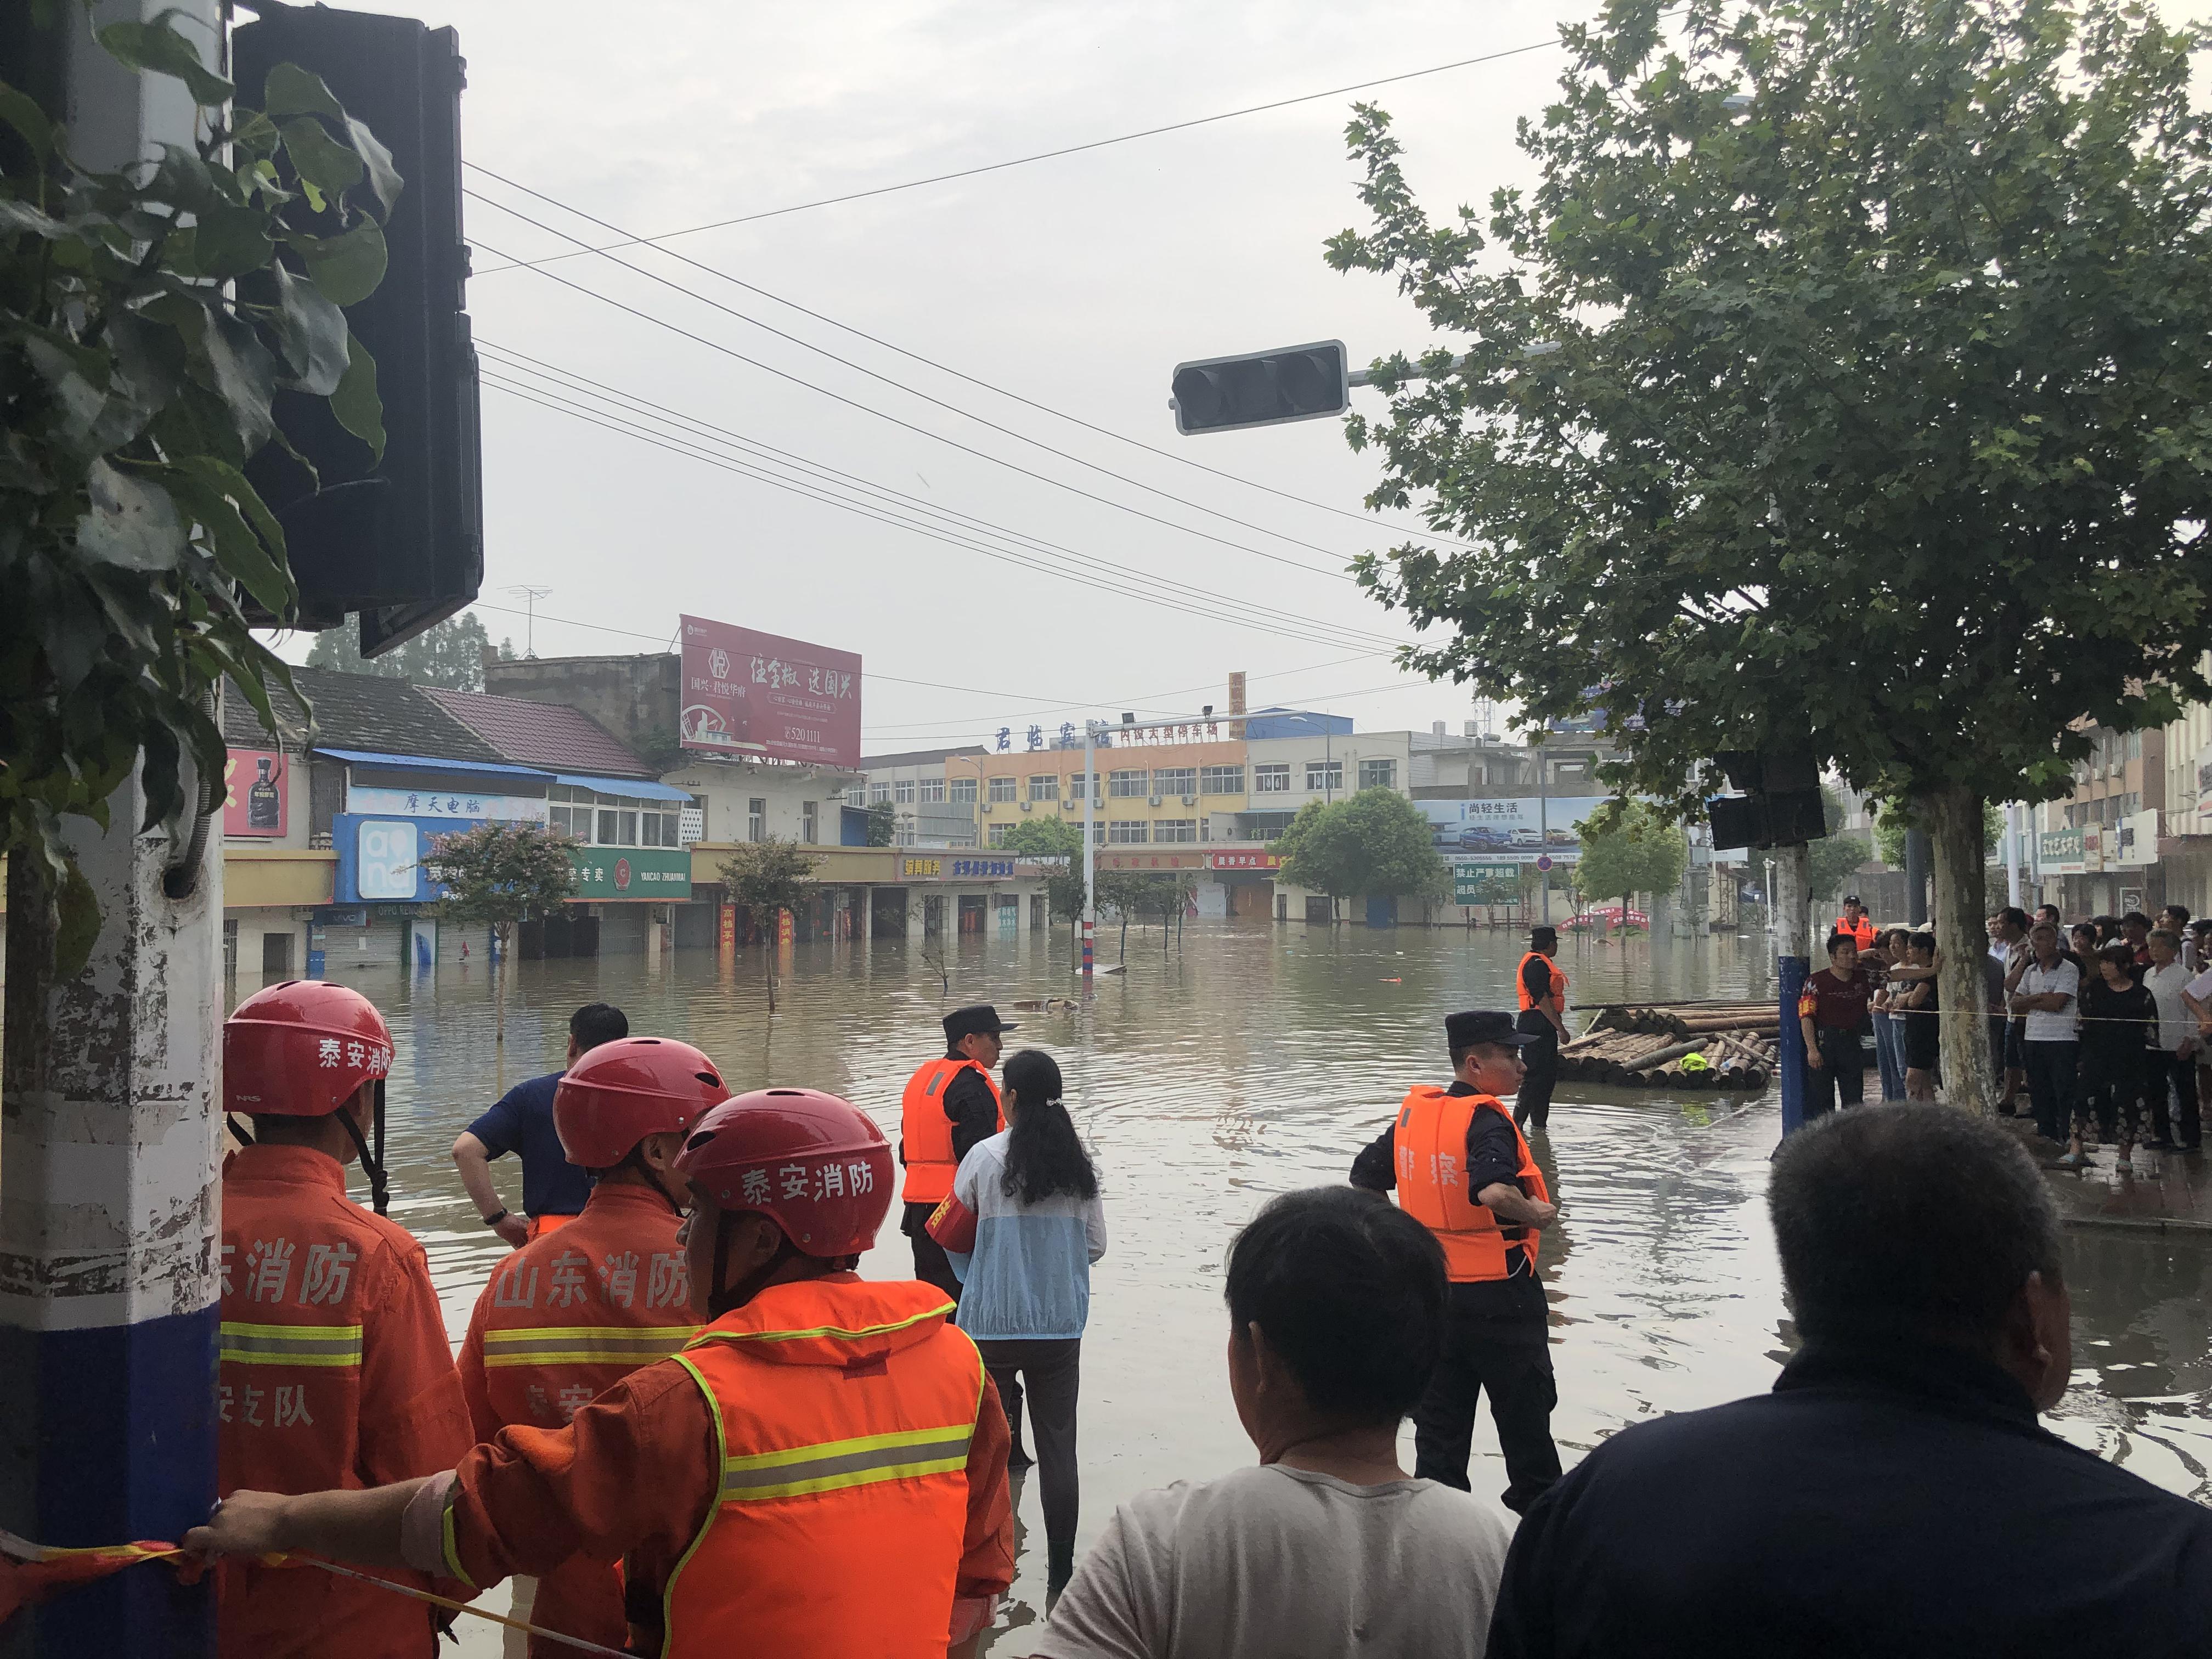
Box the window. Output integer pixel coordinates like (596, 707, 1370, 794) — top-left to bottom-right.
(1109, 769, 1149, 797)
(843, 786, 867, 806)
(949, 777, 977, 805)
(1254, 763, 1291, 793)
(1069, 772, 1097, 798)
(1156, 819, 1198, 843)
(1029, 774, 1059, 801)
(988, 822, 1012, 847)
(894, 779, 916, 804)
(801, 802, 817, 844)
(1090, 821, 1106, 845)
(989, 776, 1017, 803)
(871, 783, 891, 805)
(1358, 759, 1396, 791)
(1306, 761, 1343, 792)
(1108, 820, 1149, 844)
(1200, 765, 1244, 795)
(1154, 768, 1197, 797)
(919, 777, 947, 804)
(748, 798, 766, 842)
(597, 809, 620, 844)
(551, 804, 580, 839)
(618, 810, 638, 846)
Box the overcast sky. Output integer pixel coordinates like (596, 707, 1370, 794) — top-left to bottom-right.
(283, 0, 2212, 755)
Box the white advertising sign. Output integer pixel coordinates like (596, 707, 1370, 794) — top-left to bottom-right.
(2114, 808, 2160, 867)
(347, 785, 548, 823)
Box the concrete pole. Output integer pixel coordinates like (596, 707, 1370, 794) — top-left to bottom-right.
(1, 8, 225, 1652)
(1774, 840, 1812, 1137)
(2007, 803, 2024, 907)
(1539, 769, 1551, 924)
(1081, 721, 1097, 978)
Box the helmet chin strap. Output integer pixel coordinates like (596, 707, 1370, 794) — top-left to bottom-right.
(615, 1143, 689, 1219)
(339, 1087, 391, 1216)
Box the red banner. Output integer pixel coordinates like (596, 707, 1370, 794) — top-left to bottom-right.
(223, 748, 288, 838)
(679, 616, 861, 767)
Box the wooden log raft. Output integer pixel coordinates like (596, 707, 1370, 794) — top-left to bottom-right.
(1554, 1001, 1782, 1092)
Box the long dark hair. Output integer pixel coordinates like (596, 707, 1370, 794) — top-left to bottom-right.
(999, 1049, 1098, 1205)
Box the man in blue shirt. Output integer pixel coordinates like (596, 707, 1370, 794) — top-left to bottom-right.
(450, 1002, 627, 1246)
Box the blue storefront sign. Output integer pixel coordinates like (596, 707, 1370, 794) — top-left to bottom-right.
(333, 812, 489, 904)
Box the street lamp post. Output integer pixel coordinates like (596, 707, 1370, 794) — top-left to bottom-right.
(1082, 721, 1099, 978)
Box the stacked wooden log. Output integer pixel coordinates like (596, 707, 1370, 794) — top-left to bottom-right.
(1556, 1002, 1781, 1092)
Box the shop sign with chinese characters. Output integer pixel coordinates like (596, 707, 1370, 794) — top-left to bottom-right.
(679, 613, 862, 766)
(347, 784, 547, 823)
(568, 846, 691, 901)
(1207, 850, 1282, 870)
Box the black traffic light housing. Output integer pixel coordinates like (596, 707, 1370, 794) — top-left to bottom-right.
(1170, 341, 1348, 435)
(233, 2, 482, 658)
(1707, 749, 1827, 849)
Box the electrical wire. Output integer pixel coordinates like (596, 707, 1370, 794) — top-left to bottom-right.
(480, 375, 1400, 653)
(465, 166, 1476, 554)
(861, 678, 1418, 742)
(467, 200, 1372, 578)
(853, 652, 1384, 732)
(475, 343, 1407, 649)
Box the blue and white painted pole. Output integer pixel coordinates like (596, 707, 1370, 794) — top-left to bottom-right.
(1774, 842, 1813, 1138)
(0, 7, 225, 1653)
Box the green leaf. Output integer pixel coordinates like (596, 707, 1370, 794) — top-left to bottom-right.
(95, 10, 233, 108)
(0, 81, 53, 165)
(278, 116, 364, 200)
(187, 202, 276, 279)
(268, 261, 349, 394)
(0, 197, 70, 240)
(330, 330, 385, 465)
(53, 859, 103, 981)
(260, 62, 345, 123)
(292, 218, 387, 306)
(182, 306, 278, 457)
(229, 109, 280, 159)
(344, 116, 402, 217)
(163, 457, 294, 616)
(78, 458, 183, 571)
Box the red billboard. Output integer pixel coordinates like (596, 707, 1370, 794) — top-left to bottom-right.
(223, 747, 289, 838)
(679, 615, 861, 767)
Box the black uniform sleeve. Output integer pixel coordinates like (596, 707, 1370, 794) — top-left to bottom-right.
(1465, 1111, 1523, 1194)
(1521, 955, 1554, 1007)
(1486, 1482, 1568, 1659)
(1349, 1123, 1398, 1192)
(942, 1068, 1001, 1165)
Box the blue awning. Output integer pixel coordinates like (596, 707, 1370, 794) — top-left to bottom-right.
(315, 748, 549, 782)
(556, 774, 692, 802)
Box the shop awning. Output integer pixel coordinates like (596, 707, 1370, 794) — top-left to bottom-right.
(555, 774, 693, 802)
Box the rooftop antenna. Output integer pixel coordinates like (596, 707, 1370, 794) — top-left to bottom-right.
(506, 585, 553, 657)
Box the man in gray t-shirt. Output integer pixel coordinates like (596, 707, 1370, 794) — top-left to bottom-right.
(1036, 1187, 1512, 1659)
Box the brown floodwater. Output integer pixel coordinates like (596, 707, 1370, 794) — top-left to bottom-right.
(230, 919, 2212, 1653)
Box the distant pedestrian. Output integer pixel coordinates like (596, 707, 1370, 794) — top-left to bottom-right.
(1867, 926, 1913, 1102)
(1036, 1187, 1513, 1659)
(899, 1004, 1013, 1304)
(2035, 902, 2062, 932)
(2158, 904, 2192, 963)
(2067, 921, 2100, 977)
(2121, 911, 2154, 968)
(1991, 907, 2032, 1115)
(453, 1001, 628, 1248)
(1897, 933, 1943, 1100)
(1832, 894, 1877, 951)
(1799, 931, 1874, 1116)
(2142, 930, 2200, 1152)
(1514, 926, 1568, 1132)
(1483, 1105, 2212, 1659)
(928, 1048, 1107, 1596)
(2067, 944, 2158, 1170)
(2012, 923, 2081, 1143)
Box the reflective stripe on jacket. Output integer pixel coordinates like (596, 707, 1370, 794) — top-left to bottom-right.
(217, 1142, 474, 1659)
(899, 1058, 1003, 1203)
(457, 1181, 698, 1659)
(1517, 952, 1567, 1015)
(663, 1278, 988, 1658)
(1391, 1086, 1549, 1283)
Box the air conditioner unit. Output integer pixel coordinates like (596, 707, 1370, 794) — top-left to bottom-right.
(1019, 800, 1032, 812)
(980, 802, 994, 814)
(1181, 794, 1198, 806)
(1149, 795, 1163, 806)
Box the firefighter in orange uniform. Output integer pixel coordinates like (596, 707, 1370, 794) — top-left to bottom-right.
(190, 1086, 1017, 1659)
(1351, 1009, 1563, 1513)
(1835, 894, 1878, 951)
(899, 1005, 1013, 1302)
(215, 981, 475, 1658)
(454, 1036, 723, 1657)
(1514, 926, 1570, 1131)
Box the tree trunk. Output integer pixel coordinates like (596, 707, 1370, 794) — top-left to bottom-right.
(1921, 783, 1995, 1115)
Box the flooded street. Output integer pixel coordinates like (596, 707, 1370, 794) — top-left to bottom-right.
(240, 921, 2212, 1651)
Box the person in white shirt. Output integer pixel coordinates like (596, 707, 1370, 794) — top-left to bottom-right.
(2010, 923, 2083, 1144)
(2142, 931, 2199, 1151)
(1035, 1187, 1513, 1659)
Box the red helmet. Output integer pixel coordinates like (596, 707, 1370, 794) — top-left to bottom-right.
(554, 1037, 726, 1168)
(675, 1088, 894, 1259)
(225, 980, 393, 1117)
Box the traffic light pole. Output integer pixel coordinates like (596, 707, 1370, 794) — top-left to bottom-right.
(1081, 721, 1097, 978)
(1774, 841, 1812, 1138)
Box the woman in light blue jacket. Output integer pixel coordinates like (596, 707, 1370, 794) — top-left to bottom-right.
(929, 1048, 1106, 1594)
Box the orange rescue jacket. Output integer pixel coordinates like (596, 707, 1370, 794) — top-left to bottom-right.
(1392, 1086, 1549, 1283)
(663, 1278, 989, 1658)
(217, 1143, 474, 1659)
(1834, 915, 1877, 950)
(456, 1181, 697, 1657)
(1517, 951, 1567, 1016)
(899, 1058, 1003, 1203)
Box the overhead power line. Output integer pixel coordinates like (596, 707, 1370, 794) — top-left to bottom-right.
(475, 341, 1405, 651)
(466, 161, 1477, 553)
(469, 32, 1582, 273)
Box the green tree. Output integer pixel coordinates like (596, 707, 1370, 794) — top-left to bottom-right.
(1001, 815, 1087, 936)
(1325, 0, 2212, 1109)
(1094, 869, 1195, 961)
(424, 821, 580, 1071)
(307, 610, 500, 690)
(2, 17, 393, 973)
(861, 799, 898, 847)
(1277, 787, 1447, 922)
(1575, 802, 1689, 905)
(716, 837, 819, 1011)
(1872, 800, 2005, 871)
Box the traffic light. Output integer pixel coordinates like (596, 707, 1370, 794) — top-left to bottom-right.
(1170, 341, 1348, 436)
(1707, 749, 1828, 849)
(233, 2, 482, 657)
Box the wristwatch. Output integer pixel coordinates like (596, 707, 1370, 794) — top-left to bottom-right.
(481, 1209, 509, 1228)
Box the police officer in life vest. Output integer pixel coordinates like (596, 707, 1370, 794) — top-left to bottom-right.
(1515, 926, 1570, 1132)
(900, 1005, 1013, 1302)
(1351, 1010, 1564, 1514)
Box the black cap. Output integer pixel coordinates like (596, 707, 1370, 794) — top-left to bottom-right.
(1446, 1010, 1538, 1052)
(943, 1005, 1017, 1042)
(1843, 894, 1863, 906)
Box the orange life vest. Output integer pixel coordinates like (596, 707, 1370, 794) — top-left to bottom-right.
(899, 1058, 1004, 1203)
(462, 1182, 698, 1658)
(1517, 951, 1567, 1015)
(663, 1277, 986, 1659)
(1834, 915, 1877, 950)
(1392, 1086, 1549, 1283)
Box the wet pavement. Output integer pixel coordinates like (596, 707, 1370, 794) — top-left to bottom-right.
(229, 920, 2212, 1653)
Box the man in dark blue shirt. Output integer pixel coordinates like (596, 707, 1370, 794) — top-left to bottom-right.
(451, 1002, 627, 1247)
(1487, 1103, 2212, 1658)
